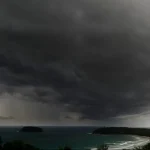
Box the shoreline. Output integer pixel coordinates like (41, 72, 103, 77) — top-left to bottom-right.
(91, 135, 150, 150)
(92, 127, 150, 150)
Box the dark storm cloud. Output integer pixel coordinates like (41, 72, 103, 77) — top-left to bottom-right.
(0, 0, 150, 125)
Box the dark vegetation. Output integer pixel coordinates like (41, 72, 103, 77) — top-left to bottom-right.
(58, 143, 150, 150)
(97, 144, 109, 150)
(58, 146, 72, 150)
(0, 138, 40, 150)
(93, 127, 150, 136)
(19, 126, 43, 132)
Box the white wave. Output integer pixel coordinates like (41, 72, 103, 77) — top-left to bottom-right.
(88, 133, 92, 135)
(119, 141, 132, 146)
(91, 136, 150, 150)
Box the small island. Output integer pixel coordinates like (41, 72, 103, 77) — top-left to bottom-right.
(93, 127, 150, 137)
(19, 126, 43, 132)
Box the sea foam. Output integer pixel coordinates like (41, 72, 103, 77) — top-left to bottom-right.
(91, 136, 150, 150)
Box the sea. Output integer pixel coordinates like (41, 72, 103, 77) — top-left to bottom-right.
(0, 126, 149, 150)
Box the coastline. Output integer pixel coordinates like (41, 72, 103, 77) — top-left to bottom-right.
(91, 135, 150, 150)
(91, 127, 150, 150)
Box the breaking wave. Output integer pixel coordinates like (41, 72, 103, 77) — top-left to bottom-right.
(91, 136, 150, 150)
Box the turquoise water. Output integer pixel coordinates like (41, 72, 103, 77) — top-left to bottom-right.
(0, 126, 149, 150)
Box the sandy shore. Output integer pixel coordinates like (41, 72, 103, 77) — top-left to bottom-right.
(91, 136, 150, 150)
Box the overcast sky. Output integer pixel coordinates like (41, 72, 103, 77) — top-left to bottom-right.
(0, 0, 150, 126)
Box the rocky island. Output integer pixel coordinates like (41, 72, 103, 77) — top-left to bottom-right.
(93, 127, 150, 136)
(19, 126, 43, 132)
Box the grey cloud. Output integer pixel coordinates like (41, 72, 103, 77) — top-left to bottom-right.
(0, 116, 14, 120)
(0, 0, 150, 125)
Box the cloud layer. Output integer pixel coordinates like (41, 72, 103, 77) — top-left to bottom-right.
(0, 0, 150, 126)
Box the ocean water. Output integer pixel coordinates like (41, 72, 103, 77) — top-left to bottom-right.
(0, 126, 149, 150)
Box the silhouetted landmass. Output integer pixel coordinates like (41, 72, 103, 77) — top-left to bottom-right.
(2, 140, 40, 150)
(93, 127, 150, 136)
(97, 144, 109, 150)
(58, 146, 72, 150)
(0, 137, 40, 150)
(19, 126, 43, 132)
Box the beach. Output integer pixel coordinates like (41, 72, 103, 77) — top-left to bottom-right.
(91, 136, 150, 150)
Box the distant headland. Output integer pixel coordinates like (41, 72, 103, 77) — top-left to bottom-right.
(93, 127, 150, 137)
(19, 126, 43, 132)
